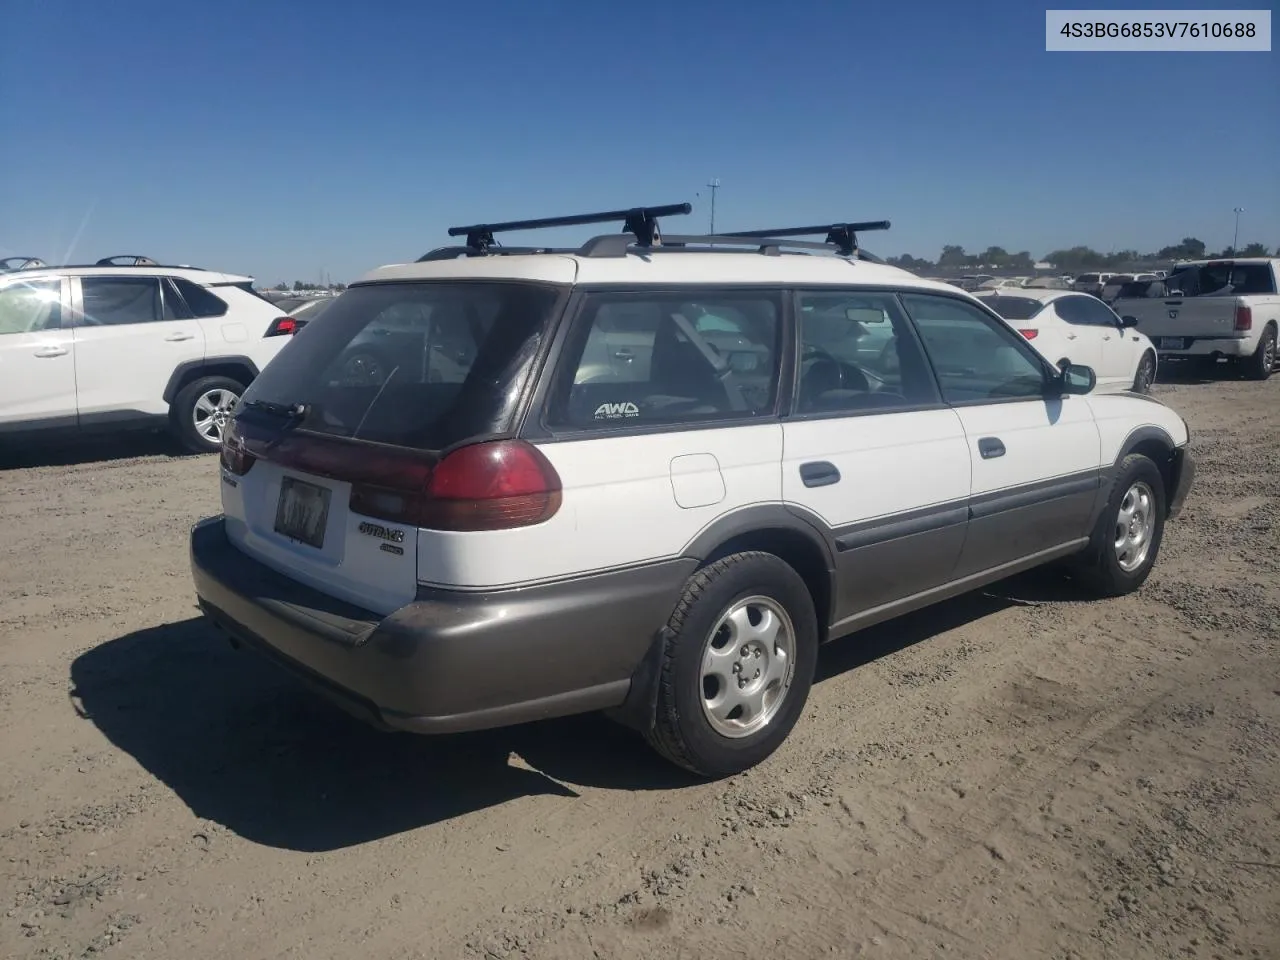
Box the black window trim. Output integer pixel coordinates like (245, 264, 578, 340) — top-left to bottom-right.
(897, 289, 1060, 410)
(168, 275, 229, 318)
(784, 286, 947, 423)
(526, 284, 794, 443)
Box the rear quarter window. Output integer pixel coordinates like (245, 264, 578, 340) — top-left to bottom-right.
(547, 291, 782, 430)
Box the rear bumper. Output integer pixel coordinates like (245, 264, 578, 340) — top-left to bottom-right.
(189, 516, 694, 734)
(1153, 336, 1251, 358)
(1168, 446, 1195, 520)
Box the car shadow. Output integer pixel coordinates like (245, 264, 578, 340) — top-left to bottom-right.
(69, 614, 695, 852)
(0, 431, 194, 470)
(70, 569, 1091, 852)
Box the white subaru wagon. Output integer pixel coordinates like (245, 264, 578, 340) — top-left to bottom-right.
(189, 205, 1195, 778)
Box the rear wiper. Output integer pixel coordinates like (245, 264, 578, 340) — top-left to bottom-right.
(242, 399, 309, 421)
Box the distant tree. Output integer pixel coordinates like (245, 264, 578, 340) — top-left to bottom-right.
(1007, 251, 1035, 270)
(1157, 237, 1206, 261)
(1240, 242, 1269, 257)
(887, 253, 934, 272)
(980, 246, 1009, 268)
(1045, 246, 1105, 272)
(1207, 246, 1237, 259)
(938, 245, 968, 268)
(293, 280, 305, 291)
(273, 281, 288, 291)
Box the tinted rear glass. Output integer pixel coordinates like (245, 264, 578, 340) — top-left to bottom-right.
(979, 295, 1046, 320)
(238, 281, 560, 450)
(1166, 262, 1276, 296)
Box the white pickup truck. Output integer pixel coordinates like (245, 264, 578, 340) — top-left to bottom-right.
(1112, 258, 1279, 381)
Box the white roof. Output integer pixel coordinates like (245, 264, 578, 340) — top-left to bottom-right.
(4, 265, 253, 286)
(357, 251, 960, 292)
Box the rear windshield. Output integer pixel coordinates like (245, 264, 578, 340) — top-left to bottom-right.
(238, 281, 560, 450)
(1165, 262, 1277, 297)
(1076, 274, 1100, 284)
(980, 295, 1046, 320)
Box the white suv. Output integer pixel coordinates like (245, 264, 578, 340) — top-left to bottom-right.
(0, 256, 295, 453)
(189, 205, 1195, 778)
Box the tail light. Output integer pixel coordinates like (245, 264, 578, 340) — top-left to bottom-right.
(1017, 328, 1039, 339)
(219, 419, 257, 476)
(265, 316, 300, 337)
(349, 439, 561, 531)
(1234, 305, 1252, 331)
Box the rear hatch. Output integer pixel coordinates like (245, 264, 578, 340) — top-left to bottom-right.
(218, 280, 562, 615)
(1115, 262, 1273, 344)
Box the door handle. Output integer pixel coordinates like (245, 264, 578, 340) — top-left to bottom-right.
(613, 348, 634, 361)
(33, 345, 69, 358)
(164, 331, 195, 342)
(799, 460, 841, 488)
(977, 437, 1005, 459)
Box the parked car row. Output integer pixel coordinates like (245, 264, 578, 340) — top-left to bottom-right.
(177, 204, 1196, 779)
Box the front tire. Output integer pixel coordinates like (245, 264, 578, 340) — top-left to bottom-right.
(1069, 453, 1166, 598)
(645, 552, 819, 778)
(171, 376, 245, 453)
(1245, 325, 1276, 381)
(1132, 351, 1156, 393)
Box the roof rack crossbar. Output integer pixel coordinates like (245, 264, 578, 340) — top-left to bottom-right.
(446, 202, 692, 253)
(724, 220, 891, 257)
(577, 232, 887, 261)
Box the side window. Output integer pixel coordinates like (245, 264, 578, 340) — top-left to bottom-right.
(169, 277, 228, 318)
(0, 279, 62, 335)
(1055, 296, 1115, 326)
(549, 291, 781, 429)
(79, 278, 162, 326)
(795, 291, 938, 414)
(899, 293, 1048, 404)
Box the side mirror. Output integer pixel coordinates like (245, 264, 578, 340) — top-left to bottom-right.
(1056, 362, 1096, 395)
(1120, 315, 1139, 328)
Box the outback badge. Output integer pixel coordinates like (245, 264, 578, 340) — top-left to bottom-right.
(358, 520, 405, 544)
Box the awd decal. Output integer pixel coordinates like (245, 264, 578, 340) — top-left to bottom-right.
(594, 401, 640, 420)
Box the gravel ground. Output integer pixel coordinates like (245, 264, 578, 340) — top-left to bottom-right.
(1, 372, 1277, 960)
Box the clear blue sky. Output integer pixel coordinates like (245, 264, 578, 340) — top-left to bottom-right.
(2, 0, 1276, 283)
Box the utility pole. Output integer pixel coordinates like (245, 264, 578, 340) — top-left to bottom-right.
(706, 178, 721, 234)
(1232, 207, 1244, 252)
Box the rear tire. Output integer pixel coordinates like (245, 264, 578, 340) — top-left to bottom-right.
(645, 552, 819, 778)
(1132, 351, 1156, 393)
(1245, 325, 1276, 381)
(1068, 453, 1166, 598)
(171, 376, 245, 454)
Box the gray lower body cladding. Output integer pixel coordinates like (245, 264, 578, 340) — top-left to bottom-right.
(189, 516, 696, 734)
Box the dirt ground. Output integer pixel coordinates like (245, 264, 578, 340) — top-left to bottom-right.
(1, 371, 1277, 960)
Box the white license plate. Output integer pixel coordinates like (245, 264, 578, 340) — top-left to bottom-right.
(1158, 337, 1185, 350)
(273, 477, 331, 549)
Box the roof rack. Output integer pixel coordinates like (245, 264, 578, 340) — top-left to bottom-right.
(577, 221, 891, 262)
(419, 202, 692, 260)
(723, 221, 891, 258)
(96, 255, 159, 266)
(0, 257, 47, 272)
